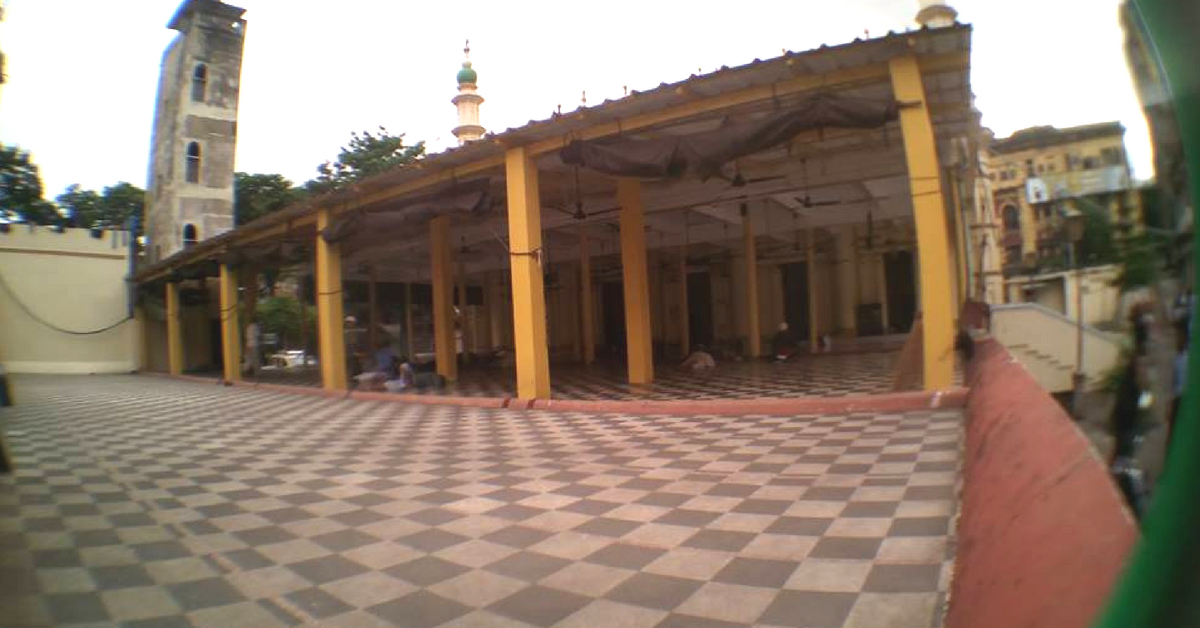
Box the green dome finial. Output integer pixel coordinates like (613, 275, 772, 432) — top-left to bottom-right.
(457, 39, 477, 85)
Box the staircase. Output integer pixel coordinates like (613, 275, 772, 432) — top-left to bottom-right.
(990, 303, 1125, 393)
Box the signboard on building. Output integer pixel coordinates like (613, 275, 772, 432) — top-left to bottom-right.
(1025, 165, 1130, 204)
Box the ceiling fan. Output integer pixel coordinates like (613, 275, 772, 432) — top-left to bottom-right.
(794, 158, 841, 209)
(722, 160, 787, 189)
(551, 166, 621, 220)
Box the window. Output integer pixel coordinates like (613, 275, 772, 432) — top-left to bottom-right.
(186, 142, 201, 183)
(182, 224, 198, 248)
(1025, 159, 1035, 177)
(1003, 205, 1020, 231)
(1082, 156, 1099, 170)
(1101, 146, 1124, 166)
(191, 64, 207, 103)
(1006, 246, 1022, 267)
(1037, 163, 1045, 174)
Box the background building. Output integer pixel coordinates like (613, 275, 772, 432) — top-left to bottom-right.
(987, 122, 1140, 275)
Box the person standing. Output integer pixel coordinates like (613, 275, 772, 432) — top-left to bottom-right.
(344, 315, 366, 378)
(1109, 302, 1154, 520)
(243, 318, 260, 378)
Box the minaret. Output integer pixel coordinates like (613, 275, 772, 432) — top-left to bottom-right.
(452, 41, 485, 145)
(915, 0, 957, 28)
(145, 0, 246, 263)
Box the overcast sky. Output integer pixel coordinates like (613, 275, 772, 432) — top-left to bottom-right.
(0, 0, 1152, 199)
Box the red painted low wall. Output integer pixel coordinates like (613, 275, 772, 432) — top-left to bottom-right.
(947, 339, 1137, 628)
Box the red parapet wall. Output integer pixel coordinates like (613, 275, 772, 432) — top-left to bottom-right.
(947, 338, 1137, 628)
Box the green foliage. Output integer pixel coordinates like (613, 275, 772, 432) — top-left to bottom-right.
(1117, 233, 1161, 289)
(57, 181, 145, 231)
(1076, 199, 1118, 266)
(99, 182, 145, 229)
(56, 184, 102, 225)
(255, 295, 314, 348)
(0, 145, 59, 224)
(234, 172, 302, 226)
(306, 127, 425, 194)
(1138, 186, 1169, 230)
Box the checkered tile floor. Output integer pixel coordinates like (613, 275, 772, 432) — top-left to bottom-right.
(231, 351, 906, 399)
(1, 374, 961, 628)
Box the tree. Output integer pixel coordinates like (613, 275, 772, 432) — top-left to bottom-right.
(57, 184, 103, 227)
(1074, 198, 1118, 267)
(99, 182, 145, 230)
(0, 145, 59, 224)
(234, 172, 302, 226)
(255, 295, 314, 349)
(306, 127, 425, 194)
(1116, 233, 1160, 289)
(57, 181, 145, 230)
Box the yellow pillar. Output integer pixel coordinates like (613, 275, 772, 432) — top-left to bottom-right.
(405, 281, 415, 359)
(135, 306, 149, 372)
(948, 168, 969, 306)
(487, 272, 504, 353)
(579, 230, 595, 365)
(315, 207, 348, 391)
(806, 229, 820, 352)
(457, 261, 471, 364)
(618, 178, 654, 384)
(166, 281, 184, 375)
(481, 272, 494, 354)
(890, 55, 955, 390)
(877, 253, 891, 333)
(218, 264, 241, 382)
(430, 215, 458, 382)
(367, 266, 379, 354)
(569, 264, 582, 361)
(837, 225, 858, 338)
(679, 244, 690, 357)
(741, 204, 761, 357)
(504, 147, 551, 398)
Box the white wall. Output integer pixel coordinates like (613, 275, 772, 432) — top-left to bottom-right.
(0, 226, 140, 373)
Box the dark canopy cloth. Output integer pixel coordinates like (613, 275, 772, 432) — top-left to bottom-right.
(218, 240, 311, 267)
(319, 177, 494, 244)
(560, 93, 899, 180)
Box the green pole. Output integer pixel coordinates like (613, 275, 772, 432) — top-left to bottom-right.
(1093, 1, 1200, 626)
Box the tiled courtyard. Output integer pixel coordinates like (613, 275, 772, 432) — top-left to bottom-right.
(230, 350, 903, 399)
(1, 375, 961, 628)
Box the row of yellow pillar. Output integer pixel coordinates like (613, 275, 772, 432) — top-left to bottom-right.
(162, 55, 955, 395)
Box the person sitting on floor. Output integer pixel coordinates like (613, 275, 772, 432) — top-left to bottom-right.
(382, 359, 447, 392)
(771, 322, 799, 362)
(492, 347, 515, 368)
(680, 345, 717, 372)
(352, 343, 399, 391)
(382, 356, 414, 393)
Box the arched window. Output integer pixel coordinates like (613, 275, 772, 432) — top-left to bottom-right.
(191, 64, 207, 103)
(185, 142, 201, 183)
(182, 224, 198, 248)
(1003, 205, 1020, 231)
